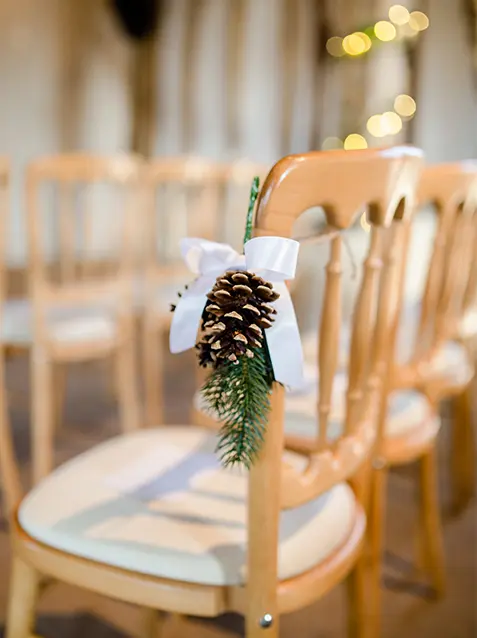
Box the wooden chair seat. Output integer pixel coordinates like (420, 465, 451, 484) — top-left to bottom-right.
(17, 426, 359, 587)
(1, 298, 118, 348)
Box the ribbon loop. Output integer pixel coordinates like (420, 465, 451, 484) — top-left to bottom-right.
(170, 237, 304, 388)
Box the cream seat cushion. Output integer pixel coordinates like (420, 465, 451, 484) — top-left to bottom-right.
(423, 340, 472, 387)
(195, 383, 434, 441)
(285, 388, 435, 440)
(19, 427, 357, 587)
(0, 299, 117, 346)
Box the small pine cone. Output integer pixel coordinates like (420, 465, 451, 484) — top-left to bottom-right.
(196, 269, 279, 367)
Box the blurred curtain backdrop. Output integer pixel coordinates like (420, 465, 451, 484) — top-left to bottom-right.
(0, 0, 475, 266)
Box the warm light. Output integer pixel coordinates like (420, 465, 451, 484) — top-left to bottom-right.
(356, 31, 372, 52)
(344, 134, 368, 150)
(409, 11, 429, 31)
(367, 114, 386, 138)
(343, 33, 366, 55)
(381, 111, 403, 135)
(374, 20, 397, 42)
(394, 94, 417, 117)
(326, 36, 344, 57)
(322, 137, 344, 151)
(360, 212, 371, 232)
(388, 5, 410, 26)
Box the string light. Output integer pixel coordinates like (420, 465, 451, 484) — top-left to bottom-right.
(343, 33, 366, 55)
(325, 10, 429, 59)
(344, 134, 368, 150)
(367, 114, 386, 138)
(381, 111, 402, 135)
(374, 20, 397, 41)
(409, 11, 429, 31)
(388, 4, 410, 26)
(394, 94, 417, 117)
(322, 137, 344, 150)
(326, 36, 344, 57)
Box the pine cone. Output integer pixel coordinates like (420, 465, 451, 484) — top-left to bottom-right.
(196, 270, 279, 367)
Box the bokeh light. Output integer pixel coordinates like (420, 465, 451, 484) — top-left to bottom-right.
(388, 5, 410, 26)
(326, 36, 344, 57)
(344, 134, 368, 150)
(367, 114, 386, 138)
(374, 21, 397, 42)
(355, 31, 372, 52)
(322, 137, 344, 150)
(394, 94, 417, 117)
(381, 111, 403, 135)
(409, 11, 430, 31)
(343, 33, 366, 56)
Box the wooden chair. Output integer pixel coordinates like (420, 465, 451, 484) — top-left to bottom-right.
(3, 149, 420, 638)
(141, 157, 269, 426)
(191, 146, 424, 631)
(392, 162, 477, 514)
(1, 154, 143, 484)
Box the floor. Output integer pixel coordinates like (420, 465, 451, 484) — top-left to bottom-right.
(0, 346, 476, 638)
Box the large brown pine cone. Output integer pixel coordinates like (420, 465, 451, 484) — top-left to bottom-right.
(196, 270, 279, 367)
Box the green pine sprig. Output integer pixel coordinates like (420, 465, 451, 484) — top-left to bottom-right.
(203, 348, 272, 468)
(200, 176, 277, 469)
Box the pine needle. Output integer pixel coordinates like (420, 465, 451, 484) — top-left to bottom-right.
(202, 347, 272, 468)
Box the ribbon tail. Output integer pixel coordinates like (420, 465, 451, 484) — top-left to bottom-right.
(265, 282, 304, 388)
(169, 283, 210, 354)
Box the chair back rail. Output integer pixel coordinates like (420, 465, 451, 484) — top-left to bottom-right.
(141, 158, 270, 281)
(25, 154, 144, 348)
(248, 148, 422, 636)
(414, 163, 477, 358)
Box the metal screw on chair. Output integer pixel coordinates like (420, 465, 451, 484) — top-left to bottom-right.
(260, 613, 273, 628)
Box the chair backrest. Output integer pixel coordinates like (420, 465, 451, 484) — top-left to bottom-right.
(26, 154, 144, 343)
(413, 162, 477, 360)
(246, 148, 423, 631)
(141, 157, 270, 280)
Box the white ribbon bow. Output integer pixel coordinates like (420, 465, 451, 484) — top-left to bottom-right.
(170, 237, 304, 388)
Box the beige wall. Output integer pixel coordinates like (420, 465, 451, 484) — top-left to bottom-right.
(0, 0, 475, 266)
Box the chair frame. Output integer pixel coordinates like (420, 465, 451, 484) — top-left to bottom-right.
(2, 149, 423, 638)
(24, 154, 143, 483)
(391, 163, 477, 517)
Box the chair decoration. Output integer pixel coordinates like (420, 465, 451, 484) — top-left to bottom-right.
(170, 179, 303, 467)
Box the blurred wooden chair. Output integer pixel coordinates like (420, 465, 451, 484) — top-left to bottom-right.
(393, 162, 477, 514)
(140, 156, 269, 426)
(2, 150, 419, 638)
(0, 154, 143, 484)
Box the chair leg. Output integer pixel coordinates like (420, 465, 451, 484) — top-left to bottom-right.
(6, 556, 40, 638)
(139, 609, 166, 638)
(347, 556, 368, 638)
(31, 350, 54, 484)
(418, 447, 446, 597)
(116, 337, 141, 433)
(367, 465, 388, 638)
(450, 387, 476, 515)
(143, 323, 164, 427)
